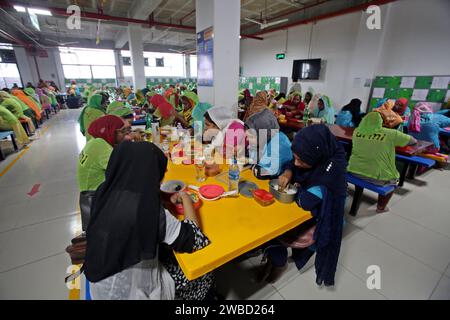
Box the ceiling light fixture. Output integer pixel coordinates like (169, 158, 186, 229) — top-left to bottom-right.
(28, 8, 52, 16)
(13, 5, 26, 12)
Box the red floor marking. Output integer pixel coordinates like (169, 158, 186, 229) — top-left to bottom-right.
(27, 184, 41, 197)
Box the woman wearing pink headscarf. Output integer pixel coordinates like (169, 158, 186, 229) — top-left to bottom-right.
(409, 102, 450, 153)
(36, 88, 52, 113)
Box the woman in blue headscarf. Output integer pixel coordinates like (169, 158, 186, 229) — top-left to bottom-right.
(312, 95, 335, 124)
(258, 125, 347, 286)
(336, 98, 363, 127)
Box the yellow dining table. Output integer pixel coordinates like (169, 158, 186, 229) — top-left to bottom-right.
(163, 160, 312, 281)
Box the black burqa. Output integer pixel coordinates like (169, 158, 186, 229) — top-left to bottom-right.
(291, 125, 347, 286)
(342, 98, 362, 127)
(84, 141, 168, 283)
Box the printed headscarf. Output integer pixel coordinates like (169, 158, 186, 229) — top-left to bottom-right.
(409, 102, 433, 133)
(245, 91, 268, 120)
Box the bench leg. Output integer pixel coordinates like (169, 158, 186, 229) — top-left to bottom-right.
(10, 133, 18, 151)
(349, 186, 364, 217)
(21, 122, 29, 136)
(398, 162, 409, 187)
(407, 164, 418, 180)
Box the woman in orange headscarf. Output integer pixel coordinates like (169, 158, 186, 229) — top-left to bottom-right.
(11, 88, 41, 121)
(244, 91, 269, 121)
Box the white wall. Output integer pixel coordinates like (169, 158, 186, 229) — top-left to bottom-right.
(240, 12, 361, 108)
(377, 0, 450, 76)
(240, 0, 450, 110)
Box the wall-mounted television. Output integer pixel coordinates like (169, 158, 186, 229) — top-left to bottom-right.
(292, 58, 321, 81)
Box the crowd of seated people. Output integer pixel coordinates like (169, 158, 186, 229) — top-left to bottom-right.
(65, 79, 450, 299)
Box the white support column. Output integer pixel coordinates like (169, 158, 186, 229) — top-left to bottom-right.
(13, 46, 34, 86)
(114, 49, 124, 87)
(128, 24, 146, 89)
(185, 54, 191, 78)
(196, 0, 240, 116)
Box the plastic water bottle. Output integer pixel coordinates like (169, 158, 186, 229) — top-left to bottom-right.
(177, 122, 184, 140)
(228, 157, 240, 196)
(303, 107, 310, 127)
(162, 139, 170, 158)
(145, 113, 152, 130)
(151, 119, 160, 145)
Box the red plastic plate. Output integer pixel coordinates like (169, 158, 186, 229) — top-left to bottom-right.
(199, 184, 225, 199)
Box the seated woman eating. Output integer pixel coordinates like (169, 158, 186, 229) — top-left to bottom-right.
(374, 99, 403, 129)
(174, 91, 199, 131)
(84, 142, 214, 300)
(106, 101, 134, 126)
(408, 102, 450, 154)
(77, 115, 129, 192)
(259, 125, 347, 286)
(336, 98, 363, 128)
(393, 98, 411, 132)
(281, 91, 305, 117)
(348, 112, 417, 213)
(150, 94, 176, 127)
(78, 94, 108, 142)
(0, 90, 36, 134)
(245, 108, 292, 178)
(204, 106, 245, 159)
(243, 91, 269, 121)
(312, 95, 335, 124)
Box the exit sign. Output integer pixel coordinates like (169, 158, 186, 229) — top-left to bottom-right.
(276, 53, 285, 60)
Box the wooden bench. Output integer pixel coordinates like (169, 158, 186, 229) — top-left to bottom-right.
(396, 155, 436, 186)
(0, 131, 18, 161)
(346, 173, 397, 216)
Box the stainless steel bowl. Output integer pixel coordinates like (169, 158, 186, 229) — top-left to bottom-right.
(269, 179, 297, 204)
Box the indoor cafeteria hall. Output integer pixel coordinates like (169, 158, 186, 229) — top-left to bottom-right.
(0, 0, 450, 301)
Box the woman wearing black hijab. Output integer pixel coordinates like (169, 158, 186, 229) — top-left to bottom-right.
(84, 141, 213, 300)
(259, 125, 347, 286)
(341, 98, 363, 127)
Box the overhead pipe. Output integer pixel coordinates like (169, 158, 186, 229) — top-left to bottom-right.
(0, 2, 265, 41)
(244, 0, 398, 37)
(0, 2, 196, 31)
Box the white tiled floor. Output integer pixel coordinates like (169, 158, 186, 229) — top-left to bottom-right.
(0, 109, 449, 300)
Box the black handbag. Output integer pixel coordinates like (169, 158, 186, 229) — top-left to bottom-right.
(79, 191, 96, 231)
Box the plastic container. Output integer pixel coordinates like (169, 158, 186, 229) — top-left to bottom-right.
(175, 192, 202, 215)
(252, 189, 275, 206)
(160, 180, 186, 200)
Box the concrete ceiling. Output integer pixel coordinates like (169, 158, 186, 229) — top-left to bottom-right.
(0, 0, 380, 52)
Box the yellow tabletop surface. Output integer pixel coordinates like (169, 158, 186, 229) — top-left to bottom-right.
(163, 160, 312, 281)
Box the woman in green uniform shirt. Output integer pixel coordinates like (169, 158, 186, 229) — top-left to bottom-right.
(78, 93, 108, 141)
(77, 115, 131, 193)
(348, 112, 416, 213)
(106, 101, 134, 126)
